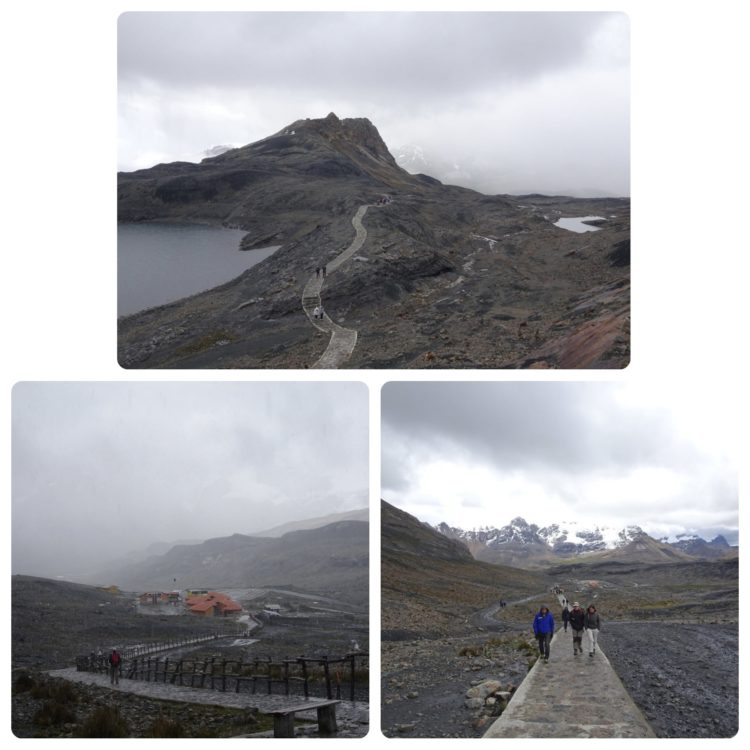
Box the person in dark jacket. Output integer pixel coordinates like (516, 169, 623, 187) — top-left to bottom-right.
(561, 604, 570, 631)
(584, 605, 601, 657)
(568, 602, 585, 655)
(533, 605, 555, 663)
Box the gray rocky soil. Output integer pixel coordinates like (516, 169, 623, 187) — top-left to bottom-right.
(601, 622, 738, 738)
(381, 619, 738, 738)
(382, 629, 533, 738)
(12, 576, 368, 738)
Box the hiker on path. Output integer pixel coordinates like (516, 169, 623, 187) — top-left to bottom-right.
(313, 305, 321, 320)
(322, 265, 327, 277)
(561, 603, 570, 632)
(569, 602, 585, 655)
(532, 605, 555, 663)
(316, 267, 320, 278)
(108, 648, 121, 685)
(584, 604, 601, 657)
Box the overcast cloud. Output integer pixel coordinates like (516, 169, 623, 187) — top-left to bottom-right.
(381, 382, 738, 544)
(12, 382, 368, 579)
(118, 11, 629, 196)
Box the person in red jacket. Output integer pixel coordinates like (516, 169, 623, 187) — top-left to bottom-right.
(108, 648, 121, 685)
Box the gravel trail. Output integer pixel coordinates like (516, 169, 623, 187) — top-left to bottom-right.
(600, 622, 738, 738)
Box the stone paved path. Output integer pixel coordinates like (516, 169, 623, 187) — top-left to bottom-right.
(483, 595, 654, 738)
(48, 667, 368, 735)
(302, 205, 371, 368)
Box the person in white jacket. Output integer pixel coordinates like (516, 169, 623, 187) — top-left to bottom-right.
(584, 604, 601, 657)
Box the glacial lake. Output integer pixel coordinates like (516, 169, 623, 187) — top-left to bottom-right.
(118, 223, 279, 316)
(553, 216, 606, 233)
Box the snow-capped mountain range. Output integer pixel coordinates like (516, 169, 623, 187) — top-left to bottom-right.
(433, 516, 734, 567)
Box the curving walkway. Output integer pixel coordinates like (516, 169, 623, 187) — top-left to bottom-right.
(302, 205, 371, 369)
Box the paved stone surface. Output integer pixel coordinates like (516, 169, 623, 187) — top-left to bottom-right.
(482, 598, 654, 738)
(48, 667, 368, 736)
(302, 205, 371, 368)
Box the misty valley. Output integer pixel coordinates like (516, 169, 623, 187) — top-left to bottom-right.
(12, 514, 369, 738)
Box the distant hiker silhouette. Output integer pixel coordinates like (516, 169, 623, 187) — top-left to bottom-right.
(322, 265, 327, 277)
(316, 267, 321, 278)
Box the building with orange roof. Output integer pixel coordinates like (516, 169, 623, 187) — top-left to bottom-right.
(185, 591, 242, 617)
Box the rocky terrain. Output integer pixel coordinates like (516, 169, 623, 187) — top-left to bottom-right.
(381, 501, 546, 639)
(117, 113, 629, 369)
(601, 623, 738, 738)
(380, 501, 739, 738)
(12, 574, 368, 737)
(11, 576, 239, 671)
(11, 672, 274, 738)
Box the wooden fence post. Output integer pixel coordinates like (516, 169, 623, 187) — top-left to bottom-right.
(300, 658, 309, 699)
(200, 660, 208, 688)
(235, 659, 243, 694)
(323, 657, 332, 699)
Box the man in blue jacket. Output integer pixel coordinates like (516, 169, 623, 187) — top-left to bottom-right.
(533, 605, 555, 663)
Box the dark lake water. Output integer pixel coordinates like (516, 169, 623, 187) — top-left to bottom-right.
(118, 223, 279, 316)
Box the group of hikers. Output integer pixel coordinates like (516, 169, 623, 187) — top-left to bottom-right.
(532, 601, 600, 663)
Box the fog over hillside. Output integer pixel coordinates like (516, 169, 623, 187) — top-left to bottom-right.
(12, 382, 368, 580)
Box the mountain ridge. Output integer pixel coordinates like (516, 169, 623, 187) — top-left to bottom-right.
(118, 113, 630, 370)
(83, 519, 369, 606)
(433, 515, 737, 568)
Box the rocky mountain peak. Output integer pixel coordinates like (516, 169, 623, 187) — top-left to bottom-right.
(286, 113, 396, 165)
(617, 525, 647, 545)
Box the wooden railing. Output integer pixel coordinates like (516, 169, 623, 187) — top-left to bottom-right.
(77, 649, 369, 702)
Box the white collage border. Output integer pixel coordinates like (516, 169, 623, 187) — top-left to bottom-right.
(2, 1, 745, 747)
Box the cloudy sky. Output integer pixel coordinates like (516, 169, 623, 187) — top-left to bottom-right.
(118, 11, 629, 196)
(12, 382, 368, 579)
(382, 381, 738, 544)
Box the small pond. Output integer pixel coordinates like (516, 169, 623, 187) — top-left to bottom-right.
(553, 216, 606, 233)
